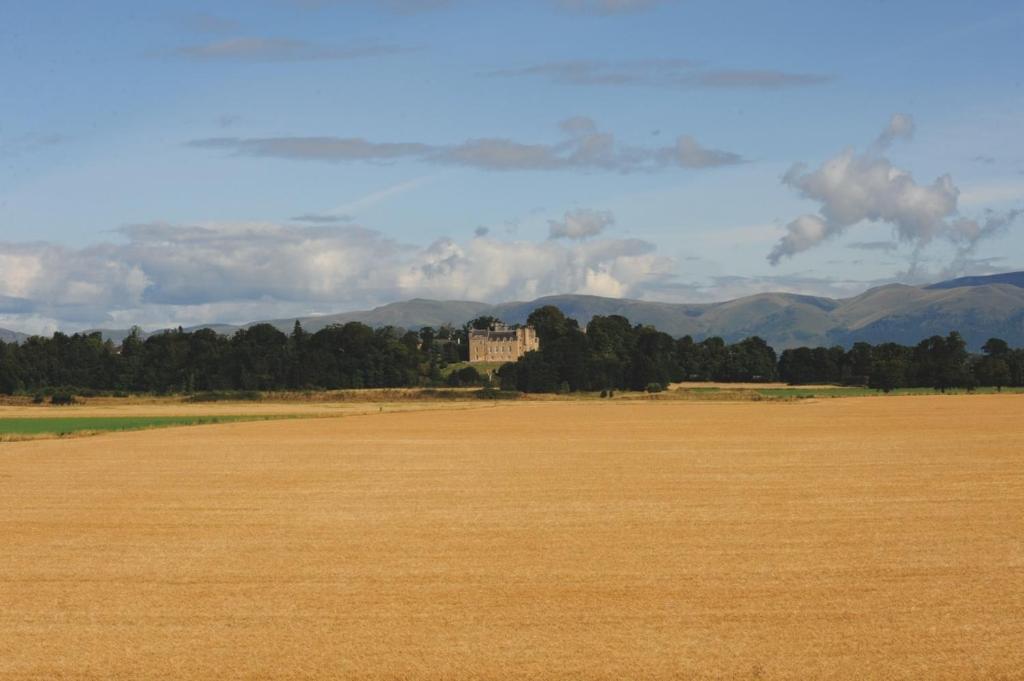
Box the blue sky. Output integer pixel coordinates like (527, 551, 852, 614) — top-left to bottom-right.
(1, 0, 1022, 332)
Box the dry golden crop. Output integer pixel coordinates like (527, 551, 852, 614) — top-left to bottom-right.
(1, 395, 1022, 679)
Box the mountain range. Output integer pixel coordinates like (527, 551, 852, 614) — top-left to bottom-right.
(3, 271, 1023, 351)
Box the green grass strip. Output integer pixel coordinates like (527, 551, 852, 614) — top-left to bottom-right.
(0, 415, 281, 436)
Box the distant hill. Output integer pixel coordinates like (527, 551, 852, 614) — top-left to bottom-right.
(263, 299, 495, 334)
(0, 328, 28, 343)
(493, 284, 1024, 350)
(925, 271, 1024, 290)
(7, 271, 1024, 350)
(271, 273, 1024, 350)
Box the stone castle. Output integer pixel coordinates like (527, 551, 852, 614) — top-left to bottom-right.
(468, 323, 539, 363)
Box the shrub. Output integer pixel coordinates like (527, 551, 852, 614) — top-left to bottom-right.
(186, 390, 262, 403)
(417, 389, 461, 400)
(645, 382, 665, 394)
(50, 391, 77, 405)
(475, 388, 520, 400)
(446, 366, 483, 387)
(32, 393, 45, 404)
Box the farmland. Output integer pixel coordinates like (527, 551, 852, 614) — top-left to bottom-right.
(1, 394, 1022, 679)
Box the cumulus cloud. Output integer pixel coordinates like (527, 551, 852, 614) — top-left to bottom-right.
(190, 117, 742, 172)
(548, 209, 615, 240)
(399, 235, 668, 300)
(489, 59, 832, 90)
(0, 243, 151, 326)
(0, 222, 674, 332)
(768, 115, 1022, 265)
(174, 38, 406, 61)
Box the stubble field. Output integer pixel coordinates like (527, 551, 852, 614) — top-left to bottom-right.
(1, 395, 1022, 679)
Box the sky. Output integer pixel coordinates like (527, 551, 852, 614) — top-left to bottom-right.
(1, 0, 1023, 333)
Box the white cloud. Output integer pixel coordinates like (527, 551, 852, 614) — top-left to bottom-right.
(769, 115, 1022, 264)
(0, 222, 675, 332)
(396, 234, 670, 302)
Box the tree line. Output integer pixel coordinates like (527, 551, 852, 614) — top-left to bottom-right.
(777, 335, 1022, 392)
(0, 321, 470, 395)
(1, 304, 1021, 395)
(495, 306, 1023, 393)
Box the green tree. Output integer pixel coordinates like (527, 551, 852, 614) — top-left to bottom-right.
(526, 306, 573, 346)
(868, 343, 909, 392)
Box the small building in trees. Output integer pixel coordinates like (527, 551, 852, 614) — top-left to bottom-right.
(468, 323, 539, 363)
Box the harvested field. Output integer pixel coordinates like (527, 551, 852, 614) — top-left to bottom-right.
(1, 395, 1022, 679)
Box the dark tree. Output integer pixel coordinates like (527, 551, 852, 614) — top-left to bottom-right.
(913, 332, 969, 392)
(526, 306, 574, 346)
(982, 337, 1010, 357)
(467, 316, 502, 331)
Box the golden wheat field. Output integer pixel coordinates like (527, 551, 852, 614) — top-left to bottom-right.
(1, 395, 1023, 680)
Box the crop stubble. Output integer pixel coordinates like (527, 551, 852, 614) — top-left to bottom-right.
(1, 395, 1022, 679)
